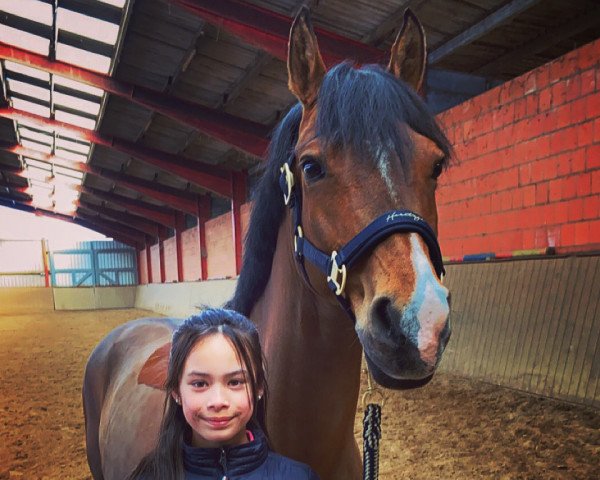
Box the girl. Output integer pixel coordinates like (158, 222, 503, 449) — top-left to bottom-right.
(128, 308, 320, 480)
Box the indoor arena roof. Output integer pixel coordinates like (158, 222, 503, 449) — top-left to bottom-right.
(0, 0, 599, 246)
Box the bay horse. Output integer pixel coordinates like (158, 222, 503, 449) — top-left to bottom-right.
(83, 8, 452, 480)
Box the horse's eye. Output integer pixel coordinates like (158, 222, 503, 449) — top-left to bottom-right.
(301, 157, 325, 182)
(432, 160, 444, 180)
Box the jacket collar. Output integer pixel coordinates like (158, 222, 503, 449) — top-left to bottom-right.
(182, 429, 269, 476)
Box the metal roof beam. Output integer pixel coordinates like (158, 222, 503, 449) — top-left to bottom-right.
(0, 43, 270, 157)
(78, 199, 167, 238)
(78, 185, 178, 229)
(0, 107, 233, 197)
(76, 212, 148, 245)
(169, 0, 385, 66)
(429, 0, 542, 64)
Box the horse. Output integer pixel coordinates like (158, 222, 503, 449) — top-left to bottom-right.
(82, 8, 452, 480)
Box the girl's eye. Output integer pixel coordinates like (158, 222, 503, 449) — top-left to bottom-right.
(229, 378, 246, 387)
(191, 380, 208, 388)
(301, 156, 325, 182)
(432, 160, 444, 180)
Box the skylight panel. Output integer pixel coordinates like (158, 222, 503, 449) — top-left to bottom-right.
(55, 148, 88, 163)
(21, 138, 52, 154)
(24, 158, 52, 170)
(55, 43, 111, 74)
(53, 173, 81, 187)
(57, 8, 120, 46)
(18, 127, 53, 145)
(7, 79, 50, 102)
(26, 165, 51, 181)
(53, 92, 101, 116)
(54, 166, 84, 179)
(53, 76, 104, 97)
(29, 179, 53, 190)
(0, 25, 50, 56)
(4, 61, 50, 82)
(15, 120, 54, 135)
(55, 110, 97, 130)
(0, 0, 53, 26)
(12, 98, 50, 117)
(56, 138, 90, 155)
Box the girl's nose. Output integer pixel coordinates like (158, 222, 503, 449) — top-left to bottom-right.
(207, 385, 229, 410)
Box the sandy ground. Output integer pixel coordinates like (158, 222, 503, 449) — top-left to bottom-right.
(0, 308, 598, 480)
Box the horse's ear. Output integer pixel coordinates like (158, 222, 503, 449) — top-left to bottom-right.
(387, 9, 427, 92)
(288, 7, 326, 106)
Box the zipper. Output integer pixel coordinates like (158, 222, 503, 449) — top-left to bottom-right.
(219, 447, 228, 480)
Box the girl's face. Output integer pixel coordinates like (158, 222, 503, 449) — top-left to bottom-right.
(175, 333, 256, 448)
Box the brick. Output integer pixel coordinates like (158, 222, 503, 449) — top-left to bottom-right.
(550, 54, 578, 84)
(578, 121, 594, 147)
(555, 200, 571, 223)
(514, 97, 527, 119)
(576, 172, 592, 196)
(565, 198, 585, 222)
(556, 152, 572, 177)
(587, 144, 600, 170)
(539, 87, 552, 112)
(536, 66, 551, 90)
(551, 81, 567, 108)
(576, 41, 600, 70)
(580, 69, 596, 96)
(560, 223, 576, 246)
(526, 94, 539, 117)
(594, 118, 600, 143)
(571, 148, 586, 173)
(582, 195, 599, 219)
(554, 103, 572, 130)
(561, 176, 579, 200)
(548, 179, 562, 202)
(569, 97, 587, 124)
(574, 221, 590, 245)
(519, 164, 532, 185)
(522, 185, 536, 206)
(524, 71, 538, 95)
(590, 220, 600, 244)
(564, 76, 581, 103)
(592, 170, 600, 194)
(535, 182, 549, 204)
(586, 93, 600, 120)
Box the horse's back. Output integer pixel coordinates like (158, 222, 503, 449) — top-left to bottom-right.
(83, 317, 181, 480)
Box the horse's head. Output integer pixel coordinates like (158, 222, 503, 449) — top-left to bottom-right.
(286, 8, 451, 388)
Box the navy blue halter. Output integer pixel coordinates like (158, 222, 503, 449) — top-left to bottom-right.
(279, 153, 445, 321)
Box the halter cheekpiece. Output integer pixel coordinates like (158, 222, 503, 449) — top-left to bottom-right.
(279, 153, 445, 321)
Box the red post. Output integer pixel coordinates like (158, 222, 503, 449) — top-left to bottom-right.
(146, 241, 153, 284)
(159, 239, 166, 283)
(231, 171, 247, 276)
(41, 238, 50, 287)
(175, 213, 185, 282)
(197, 195, 211, 281)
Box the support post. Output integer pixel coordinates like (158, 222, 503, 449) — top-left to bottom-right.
(175, 213, 185, 283)
(197, 195, 211, 281)
(231, 171, 247, 276)
(159, 239, 166, 283)
(42, 238, 50, 287)
(146, 240, 153, 284)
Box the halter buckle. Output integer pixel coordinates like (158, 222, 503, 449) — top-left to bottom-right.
(327, 251, 347, 296)
(280, 163, 295, 205)
(294, 225, 304, 256)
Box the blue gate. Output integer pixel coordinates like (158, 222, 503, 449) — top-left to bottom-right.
(49, 240, 138, 287)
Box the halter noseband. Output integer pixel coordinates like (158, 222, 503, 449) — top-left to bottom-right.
(279, 153, 445, 321)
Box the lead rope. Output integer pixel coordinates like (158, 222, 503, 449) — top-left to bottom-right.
(362, 365, 385, 480)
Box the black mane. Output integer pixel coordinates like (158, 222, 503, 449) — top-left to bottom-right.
(226, 63, 451, 315)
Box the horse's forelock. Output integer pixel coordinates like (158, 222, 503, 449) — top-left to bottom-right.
(316, 63, 452, 169)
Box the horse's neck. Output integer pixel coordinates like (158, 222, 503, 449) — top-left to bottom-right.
(250, 218, 362, 471)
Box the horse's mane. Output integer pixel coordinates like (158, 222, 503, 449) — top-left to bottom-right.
(226, 63, 451, 315)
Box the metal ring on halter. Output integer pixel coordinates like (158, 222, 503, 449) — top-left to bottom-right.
(327, 251, 347, 296)
(280, 163, 295, 205)
(362, 368, 387, 408)
(294, 225, 304, 255)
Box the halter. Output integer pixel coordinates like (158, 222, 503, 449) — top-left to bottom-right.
(279, 153, 445, 322)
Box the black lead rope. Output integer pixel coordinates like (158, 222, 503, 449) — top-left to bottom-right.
(363, 403, 382, 480)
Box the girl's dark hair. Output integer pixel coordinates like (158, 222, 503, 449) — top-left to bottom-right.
(127, 308, 269, 480)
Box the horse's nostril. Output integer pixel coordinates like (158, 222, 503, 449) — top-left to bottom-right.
(370, 297, 408, 345)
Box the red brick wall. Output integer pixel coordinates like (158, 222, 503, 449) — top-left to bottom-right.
(437, 38, 599, 258)
(163, 236, 178, 282)
(138, 249, 148, 284)
(206, 212, 236, 279)
(150, 243, 161, 283)
(181, 226, 202, 281)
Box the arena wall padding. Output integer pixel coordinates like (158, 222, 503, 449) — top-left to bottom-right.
(441, 255, 599, 408)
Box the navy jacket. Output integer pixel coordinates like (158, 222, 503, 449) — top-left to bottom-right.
(182, 429, 320, 480)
